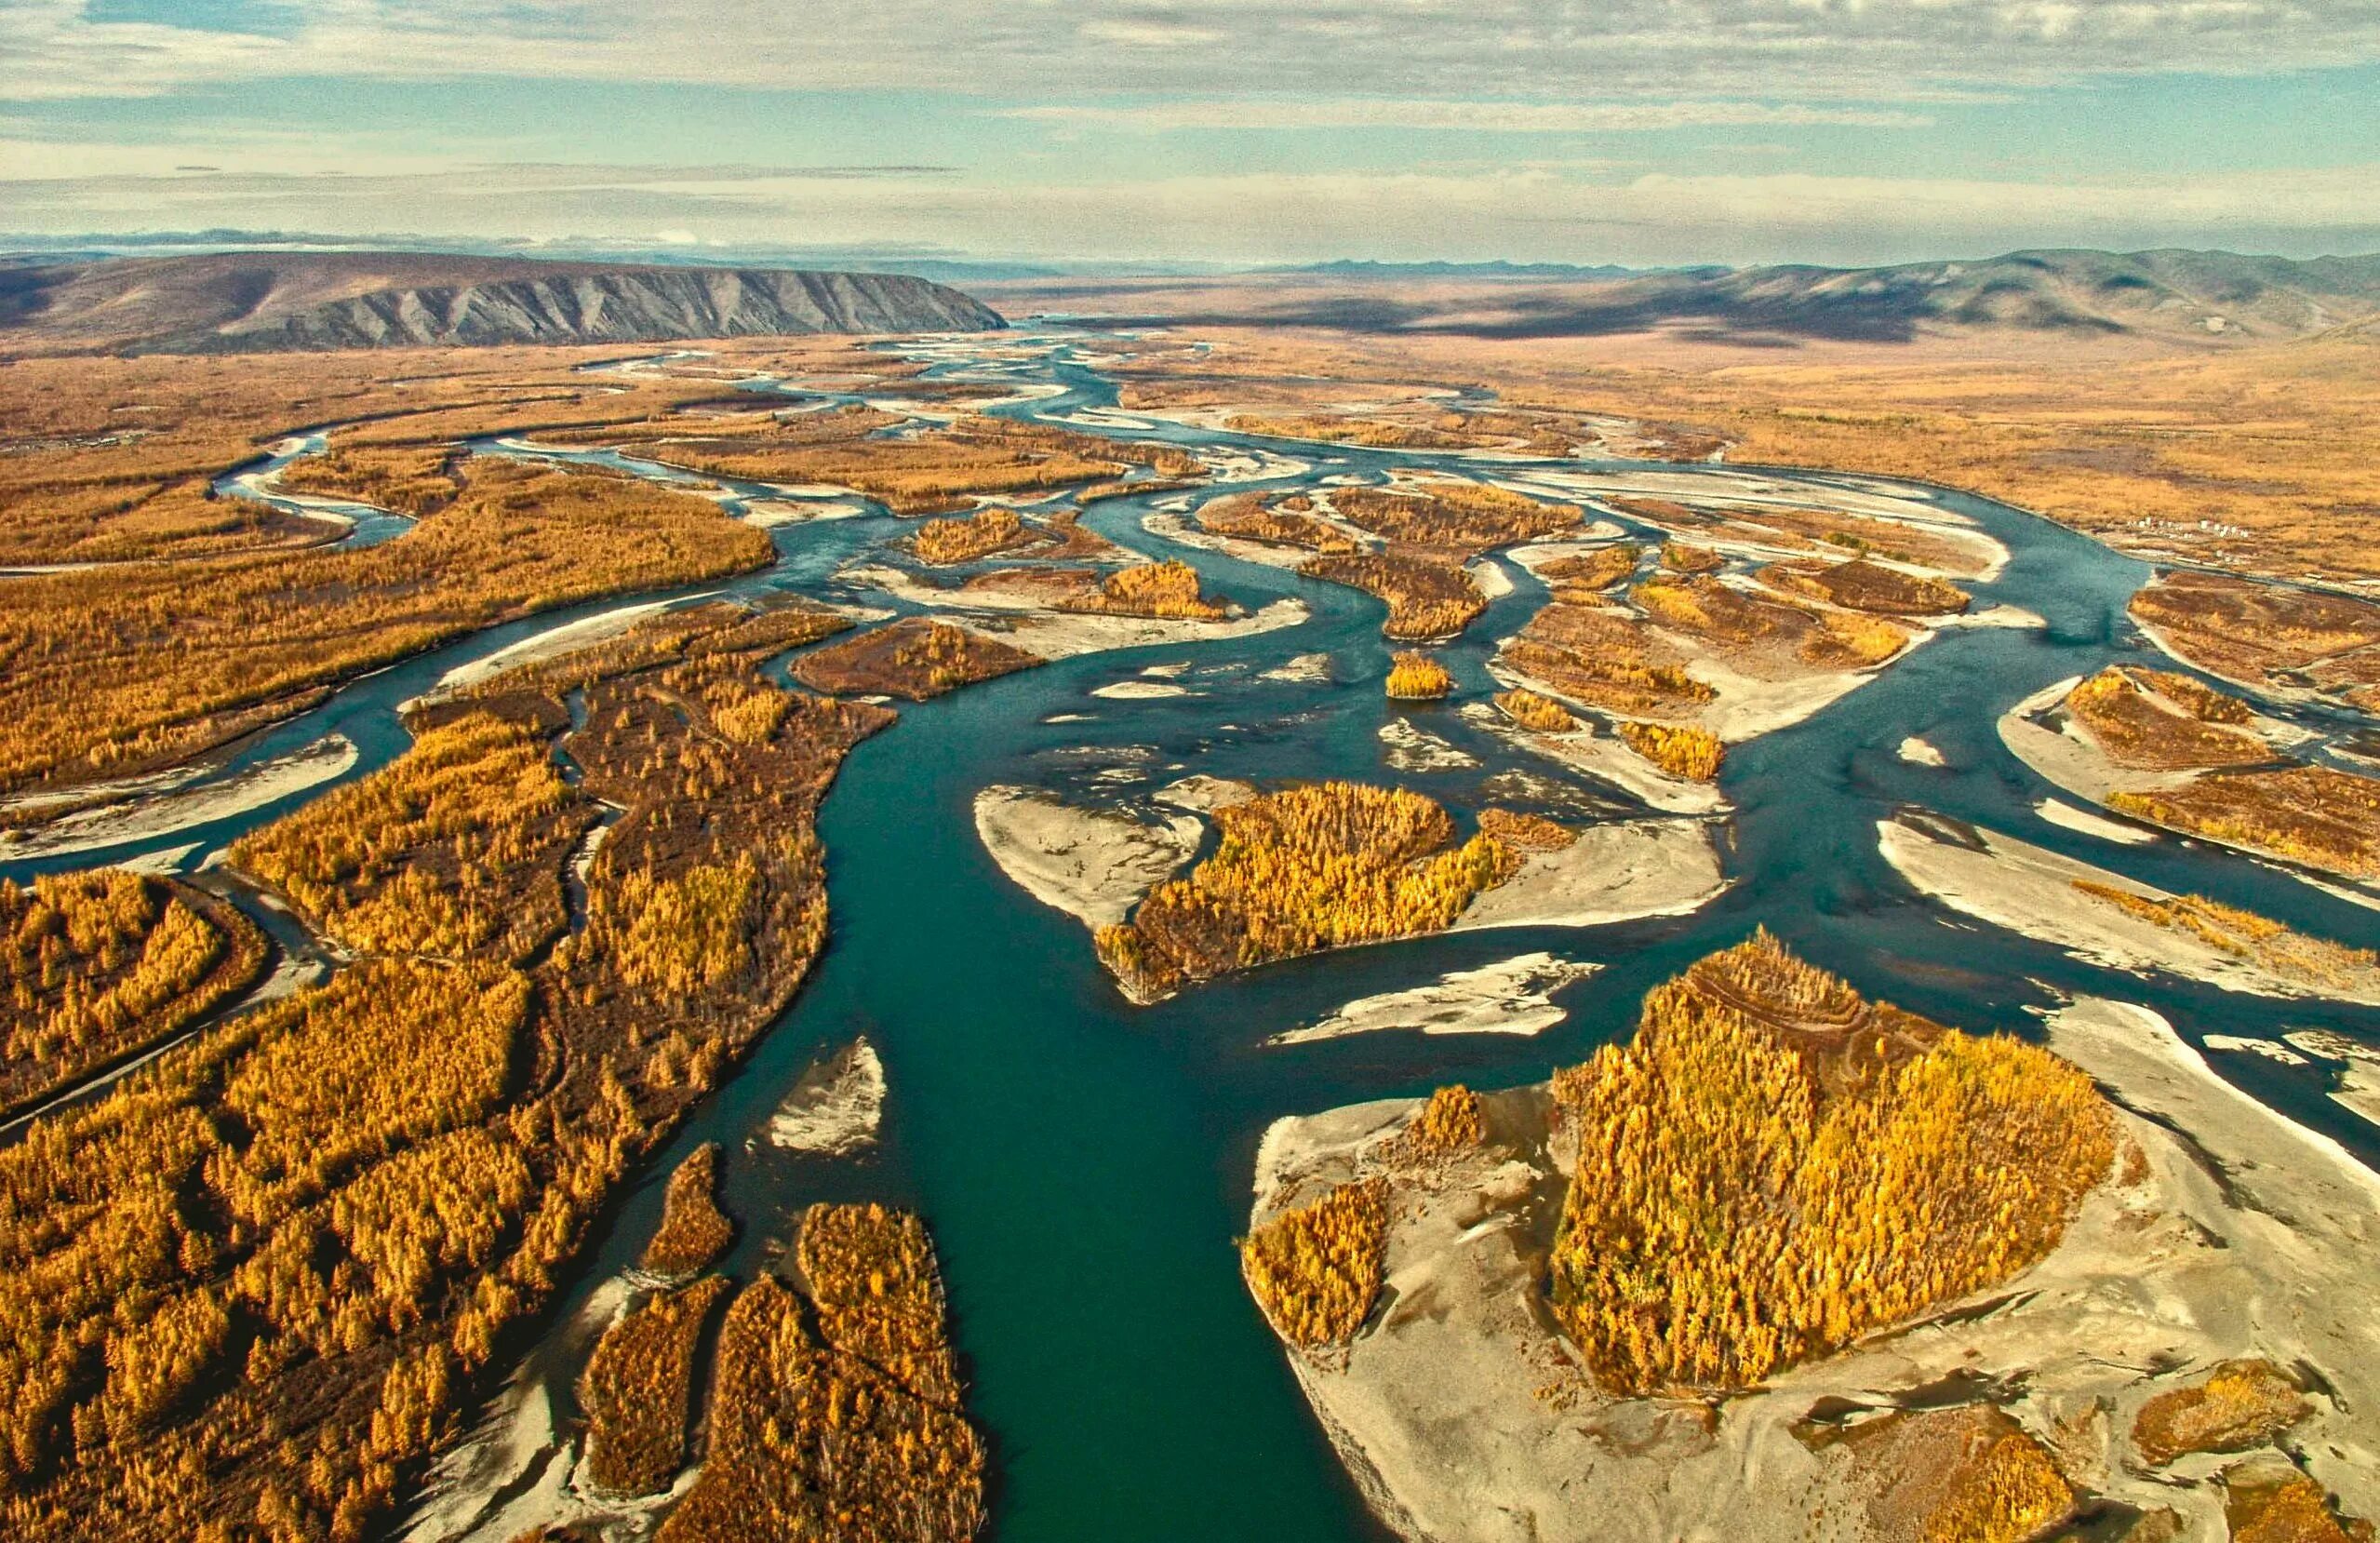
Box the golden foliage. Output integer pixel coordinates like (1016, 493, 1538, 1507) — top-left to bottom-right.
(1761, 558, 1970, 617)
(1330, 483, 1579, 557)
(1549, 934, 2113, 1395)
(1103, 782, 1516, 994)
(657, 1205, 983, 1543)
(580, 1276, 731, 1496)
(1660, 542, 1723, 574)
(2223, 1464, 2370, 1543)
(0, 460, 770, 798)
(1062, 559, 1227, 621)
(638, 1145, 735, 1278)
(2069, 880, 2377, 990)
(0, 870, 265, 1117)
(1637, 574, 1911, 669)
(1504, 602, 1715, 716)
(1241, 1179, 1388, 1348)
(2130, 569, 2380, 700)
(274, 446, 460, 517)
(232, 712, 586, 962)
(790, 617, 1043, 701)
(1617, 720, 1724, 780)
(1493, 687, 1579, 732)
(1477, 809, 1575, 852)
(2063, 668, 2268, 771)
(2110, 764, 2380, 880)
(1537, 544, 1640, 597)
(1384, 651, 1454, 700)
(1197, 494, 1360, 555)
(2133, 1361, 2311, 1467)
(1300, 551, 1487, 639)
(1918, 1428, 2075, 1543)
(911, 507, 1027, 565)
(1405, 1085, 1485, 1158)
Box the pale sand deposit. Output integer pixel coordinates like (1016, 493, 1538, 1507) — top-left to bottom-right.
(766, 1038, 886, 1157)
(1260, 652, 1333, 684)
(842, 563, 1309, 659)
(1466, 557, 1514, 599)
(973, 785, 1200, 928)
(1250, 996, 2380, 1543)
(0, 735, 358, 861)
(1455, 819, 1727, 933)
(427, 599, 689, 699)
(2204, 1033, 2311, 1066)
(1879, 811, 2380, 1004)
(1090, 680, 1197, 701)
(1896, 736, 1945, 767)
(2285, 1029, 2380, 1130)
(1463, 700, 1729, 816)
(1997, 674, 2208, 805)
(2035, 797, 2157, 844)
(1378, 719, 1478, 772)
(1266, 953, 1599, 1045)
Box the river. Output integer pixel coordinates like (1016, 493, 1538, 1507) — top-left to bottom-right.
(7, 325, 2376, 1542)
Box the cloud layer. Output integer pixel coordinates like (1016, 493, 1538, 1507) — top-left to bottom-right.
(7, 0, 2380, 101)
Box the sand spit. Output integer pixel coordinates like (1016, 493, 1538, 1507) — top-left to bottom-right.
(765, 1038, 887, 1157)
(1879, 811, 2380, 1005)
(0, 734, 357, 861)
(1463, 700, 1729, 815)
(2205, 1033, 2312, 1066)
(2285, 1029, 2380, 1130)
(1895, 736, 1945, 767)
(1142, 510, 1310, 570)
(2035, 796, 2156, 845)
(1090, 679, 1197, 701)
(1466, 557, 1514, 599)
(1455, 818, 1727, 933)
(426, 599, 691, 701)
(843, 562, 1309, 659)
(1252, 994, 2380, 1543)
(1266, 953, 1599, 1045)
(973, 785, 1201, 928)
(1260, 652, 1333, 684)
(1996, 675, 2203, 805)
(1378, 719, 1478, 772)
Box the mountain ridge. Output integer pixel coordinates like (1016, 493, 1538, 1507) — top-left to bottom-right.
(0, 251, 1006, 355)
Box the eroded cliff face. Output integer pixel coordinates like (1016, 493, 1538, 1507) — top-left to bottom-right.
(0, 252, 1005, 353)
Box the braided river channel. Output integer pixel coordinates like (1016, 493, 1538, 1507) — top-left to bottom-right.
(8, 326, 2377, 1542)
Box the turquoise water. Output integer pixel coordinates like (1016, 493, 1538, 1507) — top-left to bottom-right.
(11, 328, 2380, 1540)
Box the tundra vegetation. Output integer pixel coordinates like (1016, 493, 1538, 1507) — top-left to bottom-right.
(790, 618, 1043, 700)
(2068, 880, 2380, 992)
(1093, 783, 1518, 1000)
(1536, 543, 1641, 598)
(1240, 1178, 1389, 1349)
(1501, 603, 1716, 717)
(579, 1275, 733, 1496)
(1758, 557, 1969, 616)
(1384, 651, 1455, 700)
(2061, 667, 2270, 771)
(910, 507, 1032, 565)
(0, 870, 268, 1119)
(1196, 492, 1360, 555)
(1547, 930, 2113, 1395)
(656, 1203, 985, 1543)
(1491, 687, 1579, 733)
(0, 460, 771, 798)
(1616, 720, 1724, 781)
(0, 597, 894, 1541)
(2110, 765, 2380, 881)
(638, 1144, 736, 1278)
(2128, 570, 2380, 708)
(1634, 575, 1911, 670)
(1058, 559, 1228, 621)
(2131, 1361, 2312, 1468)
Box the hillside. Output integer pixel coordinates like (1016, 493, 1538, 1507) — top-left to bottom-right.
(0, 251, 1005, 355)
(983, 248, 2380, 345)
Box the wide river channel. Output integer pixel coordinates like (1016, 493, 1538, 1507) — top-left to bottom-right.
(7, 326, 2377, 1542)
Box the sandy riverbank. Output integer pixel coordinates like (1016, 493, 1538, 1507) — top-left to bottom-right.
(0, 734, 358, 861)
(1266, 953, 1598, 1045)
(1879, 811, 2380, 1004)
(765, 1038, 886, 1157)
(842, 562, 1309, 659)
(973, 785, 1201, 928)
(1250, 992, 2380, 1542)
(1454, 818, 1727, 933)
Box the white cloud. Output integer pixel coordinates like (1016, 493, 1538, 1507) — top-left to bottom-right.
(4, 158, 2373, 265)
(1002, 100, 1937, 132)
(4, 0, 2377, 101)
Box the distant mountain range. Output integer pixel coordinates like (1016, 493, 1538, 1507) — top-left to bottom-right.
(0, 251, 1006, 355)
(1000, 248, 2380, 344)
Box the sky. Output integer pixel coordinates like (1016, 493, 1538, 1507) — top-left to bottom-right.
(1, 0, 2375, 267)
